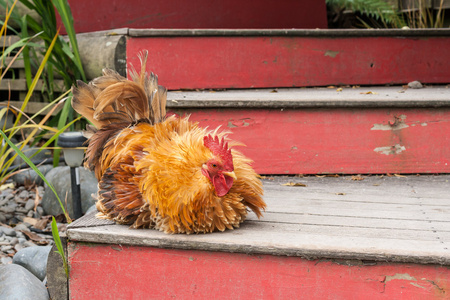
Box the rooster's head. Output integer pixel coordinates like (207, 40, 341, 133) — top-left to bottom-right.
(202, 135, 236, 197)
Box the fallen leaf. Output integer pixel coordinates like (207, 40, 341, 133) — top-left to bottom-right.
(327, 85, 336, 89)
(351, 175, 365, 181)
(360, 91, 378, 95)
(34, 218, 50, 230)
(282, 182, 307, 187)
(0, 183, 14, 191)
(34, 186, 41, 211)
(20, 230, 49, 245)
(270, 89, 278, 93)
(336, 87, 343, 92)
(315, 175, 326, 178)
(335, 192, 346, 195)
(23, 217, 38, 226)
(394, 174, 407, 178)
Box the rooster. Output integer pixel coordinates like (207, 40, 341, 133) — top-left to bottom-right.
(71, 51, 265, 234)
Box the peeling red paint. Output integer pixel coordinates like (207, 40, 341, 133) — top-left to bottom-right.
(169, 107, 450, 174)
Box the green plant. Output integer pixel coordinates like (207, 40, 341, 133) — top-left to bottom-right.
(326, 0, 406, 28)
(51, 216, 68, 277)
(1, 130, 72, 277)
(1, 0, 87, 165)
(402, 0, 446, 28)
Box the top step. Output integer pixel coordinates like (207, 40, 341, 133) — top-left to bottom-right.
(124, 28, 450, 89)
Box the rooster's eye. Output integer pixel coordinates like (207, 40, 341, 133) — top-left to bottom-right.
(211, 163, 217, 168)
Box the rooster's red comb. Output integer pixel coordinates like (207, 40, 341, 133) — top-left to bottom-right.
(203, 135, 233, 170)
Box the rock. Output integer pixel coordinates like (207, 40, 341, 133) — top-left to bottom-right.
(85, 204, 98, 214)
(0, 226, 16, 237)
(12, 146, 53, 167)
(0, 264, 49, 299)
(14, 223, 30, 232)
(408, 80, 423, 89)
(42, 166, 98, 217)
(1, 256, 12, 264)
(25, 199, 35, 211)
(13, 245, 52, 281)
(0, 205, 16, 214)
(12, 165, 54, 186)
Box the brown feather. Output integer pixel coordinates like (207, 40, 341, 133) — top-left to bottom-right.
(73, 51, 265, 234)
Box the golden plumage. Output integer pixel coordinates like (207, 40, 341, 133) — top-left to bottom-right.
(71, 51, 265, 234)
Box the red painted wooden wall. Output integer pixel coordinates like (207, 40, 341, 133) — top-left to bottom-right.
(169, 107, 450, 175)
(57, 0, 327, 34)
(127, 35, 450, 89)
(69, 243, 450, 299)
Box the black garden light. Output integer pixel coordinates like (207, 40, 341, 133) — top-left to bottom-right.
(57, 132, 87, 219)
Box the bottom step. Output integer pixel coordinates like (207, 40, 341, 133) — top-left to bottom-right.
(67, 175, 450, 299)
(165, 85, 450, 174)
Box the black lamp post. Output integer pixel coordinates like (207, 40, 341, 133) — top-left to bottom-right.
(57, 132, 87, 219)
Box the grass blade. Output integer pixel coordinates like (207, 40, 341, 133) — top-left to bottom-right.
(51, 216, 69, 278)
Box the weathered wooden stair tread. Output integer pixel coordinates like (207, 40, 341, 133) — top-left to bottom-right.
(68, 175, 450, 265)
(166, 86, 450, 108)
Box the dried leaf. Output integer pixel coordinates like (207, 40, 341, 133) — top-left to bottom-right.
(0, 183, 14, 191)
(351, 175, 364, 181)
(282, 182, 307, 187)
(34, 218, 50, 230)
(23, 217, 38, 226)
(360, 91, 378, 95)
(20, 230, 49, 245)
(34, 186, 41, 211)
(336, 87, 343, 92)
(270, 89, 278, 93)
(394, 174, 407, 178)
(335, 192, 346, 195)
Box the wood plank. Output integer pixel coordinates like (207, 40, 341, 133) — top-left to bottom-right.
(129, 28, 450, 37)
(0, 79, 66, 92)
(166, 86, 450, 108)
(68, 175, 450, 265)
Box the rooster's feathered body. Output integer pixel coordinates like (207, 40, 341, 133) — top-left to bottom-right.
(71, 52, 265, 234)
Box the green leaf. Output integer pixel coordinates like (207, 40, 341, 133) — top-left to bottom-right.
(51, 216, 69, 278)
(51, 0, 86, 81)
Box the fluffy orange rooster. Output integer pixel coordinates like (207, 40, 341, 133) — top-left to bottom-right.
(71, 51, 265, 234)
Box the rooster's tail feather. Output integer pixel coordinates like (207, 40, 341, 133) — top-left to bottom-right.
(71, 50, 167, 130)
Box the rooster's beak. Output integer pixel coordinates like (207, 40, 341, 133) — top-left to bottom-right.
(222, 171, 237, 180)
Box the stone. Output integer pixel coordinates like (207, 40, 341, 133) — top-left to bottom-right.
(12, 165, 54, 186)
(14, 223, 30, 232)
(1, 256, 12, 264)
(0, 205, 16, 214)
(13, 245, 52, 281)
(85, 204, 98, 214)
(0, 264, 49, 299)
(408, 80, 423, 89)
(25, 199, 35, 211)
(42, 166, 98, 217)
(0, 226, 16, 237)
(12, 146, 53, 167)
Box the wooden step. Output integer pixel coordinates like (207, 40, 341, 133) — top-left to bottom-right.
(166, 86, 450, 174)
(66, 175, 450, 299)
(125, 28, 450, 89)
